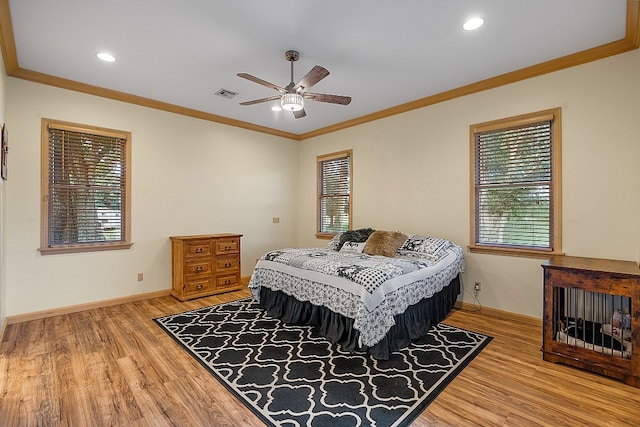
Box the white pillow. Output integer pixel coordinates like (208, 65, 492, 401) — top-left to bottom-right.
(339, 241, 366, 253)
(327, 233, 343, 251)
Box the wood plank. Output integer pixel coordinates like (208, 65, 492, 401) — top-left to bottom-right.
(0, 289, 639, 425)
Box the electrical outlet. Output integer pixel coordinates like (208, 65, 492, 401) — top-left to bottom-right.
(137, 273, 144, 282)
(474, 281, 481, 291)
(272, 217, 280, 223)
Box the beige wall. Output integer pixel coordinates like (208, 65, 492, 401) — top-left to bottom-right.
(298, 48, 640, 318)
(3, 48, 640, 319)
(5, 80, 300, 316)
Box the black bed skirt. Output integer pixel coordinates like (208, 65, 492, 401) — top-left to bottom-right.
(258, 274, 461, 360)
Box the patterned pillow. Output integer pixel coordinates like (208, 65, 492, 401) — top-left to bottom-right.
(337, 228, 375, 251)
(396, 234, 453, 261)
(363, 230, 408, 257)
(339, 241, 367, 253)
(327, 233, 343, 251)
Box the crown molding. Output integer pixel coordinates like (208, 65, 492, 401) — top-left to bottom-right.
(1, 0, 638, 141)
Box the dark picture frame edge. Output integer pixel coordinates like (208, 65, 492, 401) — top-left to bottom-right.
(1, 123, 7, 181)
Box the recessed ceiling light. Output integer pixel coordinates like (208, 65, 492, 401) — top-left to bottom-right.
(463, 17, 485, 31)
(96, 52, 116, 62)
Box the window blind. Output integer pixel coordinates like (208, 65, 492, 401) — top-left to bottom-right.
(474, 120, 553, 249)
(47, 126, 127, 246)
(317, 153, 351, 234)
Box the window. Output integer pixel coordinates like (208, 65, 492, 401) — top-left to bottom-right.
(317, 150, 352, 238)
(469, 108, 561, 257)
(40, 118, 132, 254)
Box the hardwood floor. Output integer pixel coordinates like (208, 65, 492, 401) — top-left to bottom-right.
(1, 289, 638, 426)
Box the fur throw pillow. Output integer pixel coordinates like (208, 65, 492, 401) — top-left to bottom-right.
(363, 230, 408, 257)
(337, 228, 375, 251)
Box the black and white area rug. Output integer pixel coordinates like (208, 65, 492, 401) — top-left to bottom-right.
(154, 298, 492, 427)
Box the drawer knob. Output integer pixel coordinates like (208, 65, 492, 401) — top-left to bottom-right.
(195, 248, 203, 253)
(196, 284, 203, 290)
(195, 266, 203, 272)
(224, 279, 231, 285)
(224, 262, 231, 268)
(224, 246, 231, 250)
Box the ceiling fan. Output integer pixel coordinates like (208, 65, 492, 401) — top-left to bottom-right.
(237, 50, 351, 119)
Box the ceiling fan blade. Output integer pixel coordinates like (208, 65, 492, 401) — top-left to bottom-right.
(303, 92, 352, 105)
(294, 66, 329, 91)
(239, 95, 281, 106)
(237, 73, 285, 93)
(293, 109, 307, 119)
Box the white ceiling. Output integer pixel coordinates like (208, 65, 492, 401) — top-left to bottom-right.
(6, 0, 629, 136)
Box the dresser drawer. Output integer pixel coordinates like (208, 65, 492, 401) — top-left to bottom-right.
(185, 240, 213, 258)
(215, 255, 239, 272)
(185, 259, 213, 276)
(215, 237, 240, 255)
(184, 278, 214, 296)
(216, 274, 239, 290)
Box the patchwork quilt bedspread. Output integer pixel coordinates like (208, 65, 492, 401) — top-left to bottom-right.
(248, 245, 464, 347)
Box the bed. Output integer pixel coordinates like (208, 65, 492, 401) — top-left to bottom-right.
(248, 229, 465, 359)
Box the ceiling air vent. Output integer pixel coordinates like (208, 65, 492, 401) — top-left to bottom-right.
(215, 88, 238, 99)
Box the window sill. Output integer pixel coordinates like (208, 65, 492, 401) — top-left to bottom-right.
(316, 233, 336, 240)
(39, 242, 133, 255)
(467, 244, 564, 259)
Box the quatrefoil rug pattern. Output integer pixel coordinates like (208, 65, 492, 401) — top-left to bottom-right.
(154, 298, 491, 427)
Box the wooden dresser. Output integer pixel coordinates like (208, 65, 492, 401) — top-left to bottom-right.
(170, 233, 242, 301)
(542, 256, 640, 387)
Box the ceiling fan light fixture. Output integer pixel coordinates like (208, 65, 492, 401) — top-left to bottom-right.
(281, 93, 304, 112)
(238, 49, 349, 118)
